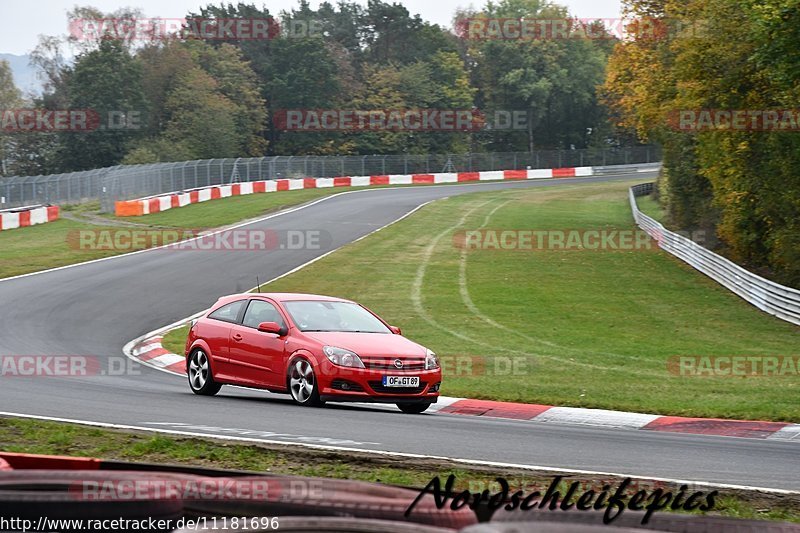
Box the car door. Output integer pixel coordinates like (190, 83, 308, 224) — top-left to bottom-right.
(228, 299, 288, 387)
(199, 299, 247, 381)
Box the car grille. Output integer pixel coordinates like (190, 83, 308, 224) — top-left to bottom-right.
(363, 358, 426, 371)
(368, 381, 428, 394)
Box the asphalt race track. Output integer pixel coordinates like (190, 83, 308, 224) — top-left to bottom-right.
(1, 172, 797, 492)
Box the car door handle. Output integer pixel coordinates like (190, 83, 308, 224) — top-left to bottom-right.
(232, 334, 243, 342)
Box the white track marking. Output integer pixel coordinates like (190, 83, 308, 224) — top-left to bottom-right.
(533, 407, 660, 430)
(0, 411, 795, 495)
(768, 425, 800, 441)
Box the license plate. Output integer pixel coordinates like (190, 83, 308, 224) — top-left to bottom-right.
(382, 376, 420, 387)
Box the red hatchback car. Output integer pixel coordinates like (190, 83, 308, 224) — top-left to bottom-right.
(184, 293, 442, 413)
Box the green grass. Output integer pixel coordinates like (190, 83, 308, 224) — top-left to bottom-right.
(1, 417, 797, 523)
(0, 188, 343, 279)
(163, 325, 190, 356)
(197, 178, 800, 422)
(637, 195, 666, 222)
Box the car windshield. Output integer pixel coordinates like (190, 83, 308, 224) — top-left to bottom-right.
(283, 301, 391, 333)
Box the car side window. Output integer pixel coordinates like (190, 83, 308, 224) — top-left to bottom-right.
(242, 300, 286, 330)
(208, 300, 245, 324)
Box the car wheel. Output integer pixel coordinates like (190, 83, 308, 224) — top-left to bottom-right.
(188, 349, 222, 396)
(288, 358, 324, 407)
(397, 402, 431, 414)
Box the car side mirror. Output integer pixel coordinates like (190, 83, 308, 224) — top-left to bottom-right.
(389, 325, 402, 335)
(258, 322, 285, 335)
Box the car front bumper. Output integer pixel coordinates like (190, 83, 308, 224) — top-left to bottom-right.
(316, 361, 442, 403)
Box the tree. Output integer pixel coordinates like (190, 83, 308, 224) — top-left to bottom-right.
(264, 36, 347, 155)
(132, 39, 267, 161)
(466, 0, 610, 151)
(0, 60, 23, 176)
(60, 39, 147, 171)
(345, 52, 476, 155)
(359, 0, 456, 65)
(603, 0, 800, 286)
(187, 41, 267, 156)
(162, 67, 240, 159)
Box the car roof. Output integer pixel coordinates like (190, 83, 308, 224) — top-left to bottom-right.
(216, 292, 354, 305)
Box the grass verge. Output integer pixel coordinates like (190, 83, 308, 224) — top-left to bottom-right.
(635, 195, 666, 222)
(0, 188, 343, 279)
(163, 178, 798, 421)
(1, 417, 797, 523)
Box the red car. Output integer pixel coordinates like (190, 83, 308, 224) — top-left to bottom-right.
(184, 293, 442, 413)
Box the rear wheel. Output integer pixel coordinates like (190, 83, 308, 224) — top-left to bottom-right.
(288, 358, 324, 407)
(188, 349, 222, 396)
(397, 402, 431, 414)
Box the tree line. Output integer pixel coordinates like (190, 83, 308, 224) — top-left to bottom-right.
(603, 0, 800, 287)
(0, 0, 624, 177)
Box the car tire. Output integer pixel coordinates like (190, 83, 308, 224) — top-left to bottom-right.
(287, 357, 325, 407)
(397, 402, 431, 414)
(188, 348, 222, 396)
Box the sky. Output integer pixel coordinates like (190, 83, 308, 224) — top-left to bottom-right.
(0, 0, 623, 55)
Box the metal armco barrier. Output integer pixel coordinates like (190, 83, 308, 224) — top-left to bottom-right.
(630, 183, 800, 327)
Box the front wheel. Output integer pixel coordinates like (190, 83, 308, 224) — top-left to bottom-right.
(288, 358, 325, 407)
(188, 349, 222, 396)
(397, 402, 431, 414)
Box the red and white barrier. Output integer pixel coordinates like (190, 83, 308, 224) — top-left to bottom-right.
(0, 205, 60, 231)
(115, 166, 594, 217)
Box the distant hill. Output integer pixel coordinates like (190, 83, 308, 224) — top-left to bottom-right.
(0, 53, 42, 96)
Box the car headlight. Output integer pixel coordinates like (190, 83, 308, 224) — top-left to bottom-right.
(425, 349, 440, 370)
(323, 346, 365, 368)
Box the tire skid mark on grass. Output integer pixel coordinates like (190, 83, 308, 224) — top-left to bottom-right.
(406, 197, 656, 376)
(457, 199, 664, 376)
(410, 198, 532, 355)
(411, 197, 616, 369)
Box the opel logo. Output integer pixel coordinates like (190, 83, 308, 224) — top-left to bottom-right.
(394, 359, 403, 369)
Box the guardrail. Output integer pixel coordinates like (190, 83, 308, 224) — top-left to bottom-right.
(593, 162, 662, 175)
(630, 183, 800, 327)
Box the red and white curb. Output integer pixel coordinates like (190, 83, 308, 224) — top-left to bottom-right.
(0, 204, 60, 231)
(128, 335, 800, 441)
(129, 336, 186, 374)
(114, 166, 594, 216)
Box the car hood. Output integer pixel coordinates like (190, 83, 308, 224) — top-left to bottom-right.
(301, 331, 427, 358)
